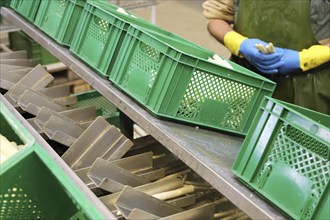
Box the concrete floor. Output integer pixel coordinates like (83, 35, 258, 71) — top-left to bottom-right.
(128, 0, 231, 59)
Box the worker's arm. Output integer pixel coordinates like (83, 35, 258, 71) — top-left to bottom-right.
(207, 19, 233, 44)
(207, 19, 330, 74)
(203, 0, 236, 48)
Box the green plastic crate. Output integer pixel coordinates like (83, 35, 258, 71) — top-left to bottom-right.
(0, 146, 101, 220)
(109, 25, 275, 135)
(232, 97, 330, 219)
(0, 98, 107, 220)
(91, 0, 205, 43)
(69, 90, 120, 127)
(70, 1, 131, 78)
(34, 0, 85, 46)
(70, 0, 203, 78)
(10, 0, 41, 22)
(9, 31, 59, 65)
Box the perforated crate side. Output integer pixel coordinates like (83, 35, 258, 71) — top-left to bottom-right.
(111, 26, 275, 135)
(10, 0, 41, 22)
(34, 0, 85, 46)
(233, 97, 330, 220)
(70, 2, 129, 77)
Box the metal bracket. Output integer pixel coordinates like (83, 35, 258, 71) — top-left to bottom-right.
(127, 209, 160, 220)
(0, 67, 31, 90)
(87, 158, 150, 193)
(42, 115, 86, 147)
(37, 84, 77, 106)
(115, 186, 183, 218)
(4, 64, 54, 104)
(1, 58, 36, 66)
(111, 151, 153, 172)
(0, 50, 27, 59)
(62, 116, 133, 170)
(17, 89, 67, 115)
(35, 106, 96, 129)
(100, 177, 183, 212)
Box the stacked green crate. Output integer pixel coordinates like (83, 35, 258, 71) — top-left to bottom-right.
(70, 0, 206, 78)
(9, 31, 58, 65)
(10, 0, 41, 22)
(34, 0, 86, 46)
(233, 97, 330, 219)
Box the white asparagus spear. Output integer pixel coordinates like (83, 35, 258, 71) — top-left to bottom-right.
(0, 134, 19, 159)
(152, 185, 195, 201)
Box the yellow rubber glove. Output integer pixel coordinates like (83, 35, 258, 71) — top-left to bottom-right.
(223, 31, 247, 56)
(299, 45, 330, 71)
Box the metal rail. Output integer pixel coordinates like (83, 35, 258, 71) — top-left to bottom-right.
(0, 19, 19, 33)
(1, 8, 285, 220)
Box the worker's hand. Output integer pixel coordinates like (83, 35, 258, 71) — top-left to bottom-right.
(223, 31, 282, 73)
(255, 47, 300, 74)
(239, 39, 282, 74)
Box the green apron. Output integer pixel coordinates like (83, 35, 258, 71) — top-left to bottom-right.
(233, 0, 330, 115)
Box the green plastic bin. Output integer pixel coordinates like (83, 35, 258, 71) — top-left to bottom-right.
(70, 0, 130, 77)
(91, 0, 206, 46)
(232, 97, 330, 219)
(10, 0, 41, 22)
(0, 98, 108, 220)
(34, 0, 86, 46)
(109, 25, 275, 135)
(0, 146, 97, 220)
(70, 0, 204, 78)
(9, 31, 59, 65)
(69, 90, 120, 127)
